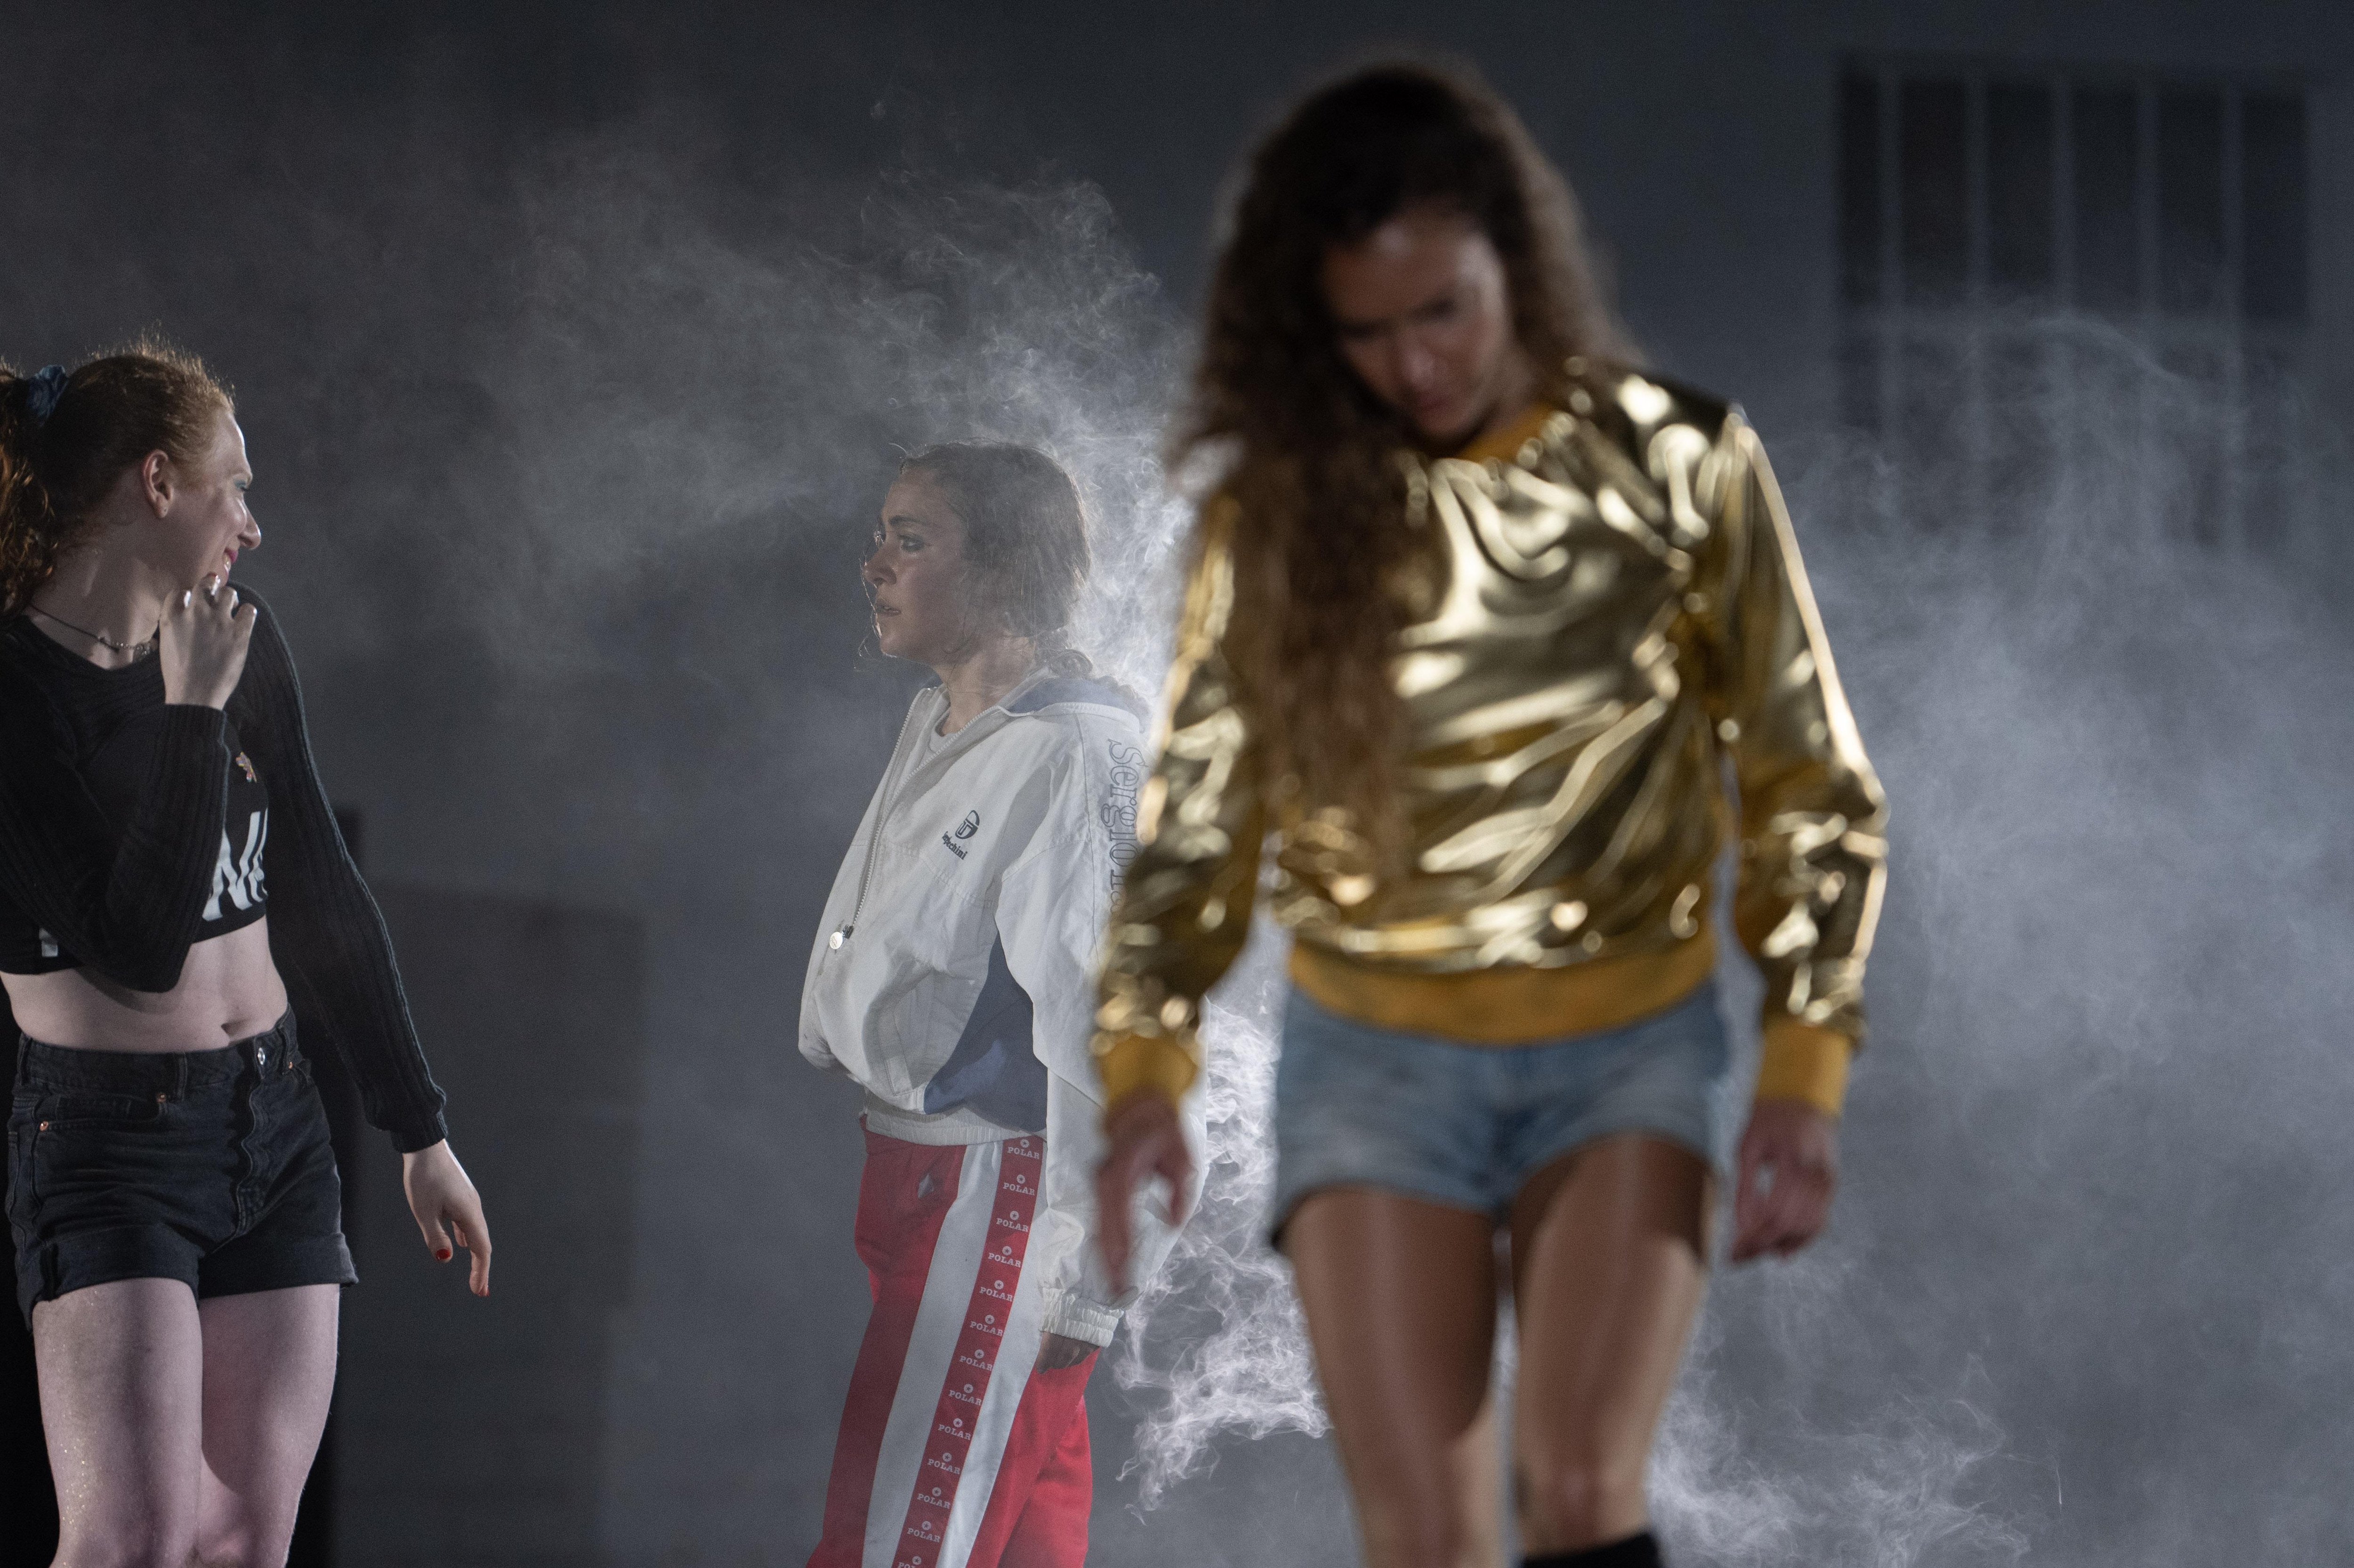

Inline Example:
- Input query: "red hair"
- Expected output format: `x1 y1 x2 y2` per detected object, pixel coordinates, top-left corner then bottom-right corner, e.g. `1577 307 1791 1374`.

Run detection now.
0 339 232 613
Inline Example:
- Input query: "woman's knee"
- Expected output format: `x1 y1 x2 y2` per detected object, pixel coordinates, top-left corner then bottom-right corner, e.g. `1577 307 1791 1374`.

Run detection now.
55 1521 199 1568
194 1514 286 1568
1514 1447 1649 1551
1356 1494 1471 1568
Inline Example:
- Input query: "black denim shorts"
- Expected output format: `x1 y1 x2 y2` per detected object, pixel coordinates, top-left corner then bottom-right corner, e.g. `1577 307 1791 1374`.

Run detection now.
6 1013 357 1323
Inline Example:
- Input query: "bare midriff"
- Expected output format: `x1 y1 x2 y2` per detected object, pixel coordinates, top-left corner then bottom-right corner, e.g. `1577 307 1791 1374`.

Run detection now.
3 919 290 1053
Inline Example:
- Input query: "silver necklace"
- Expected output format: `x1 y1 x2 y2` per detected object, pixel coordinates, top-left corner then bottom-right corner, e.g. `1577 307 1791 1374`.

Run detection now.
30 606 159 659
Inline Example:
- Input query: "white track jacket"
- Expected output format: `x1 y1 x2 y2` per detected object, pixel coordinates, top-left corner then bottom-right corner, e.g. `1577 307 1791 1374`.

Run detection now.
800 666 1202 1346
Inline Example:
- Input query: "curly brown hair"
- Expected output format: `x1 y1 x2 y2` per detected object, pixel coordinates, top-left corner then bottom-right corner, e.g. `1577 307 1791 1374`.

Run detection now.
0 340 233 615
1174 59 1631 849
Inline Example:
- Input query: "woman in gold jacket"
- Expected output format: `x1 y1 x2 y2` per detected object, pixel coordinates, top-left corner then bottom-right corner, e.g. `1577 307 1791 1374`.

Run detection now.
1090 63 1888 1568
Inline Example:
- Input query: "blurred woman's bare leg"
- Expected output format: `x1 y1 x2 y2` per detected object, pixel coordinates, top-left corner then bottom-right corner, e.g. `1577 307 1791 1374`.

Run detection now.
1287 1188 1502 1568
1508 1135 1711 1558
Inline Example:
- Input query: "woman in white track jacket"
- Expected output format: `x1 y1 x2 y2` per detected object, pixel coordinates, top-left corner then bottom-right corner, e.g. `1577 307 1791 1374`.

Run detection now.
800 442 1199 1568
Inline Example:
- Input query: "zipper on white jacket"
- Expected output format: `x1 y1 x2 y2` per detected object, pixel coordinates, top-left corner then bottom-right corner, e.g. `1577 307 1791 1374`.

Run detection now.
830 699 927 949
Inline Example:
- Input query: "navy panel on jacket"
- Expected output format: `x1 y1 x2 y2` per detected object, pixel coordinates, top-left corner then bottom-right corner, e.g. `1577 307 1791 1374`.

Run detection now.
922 937 1049 1132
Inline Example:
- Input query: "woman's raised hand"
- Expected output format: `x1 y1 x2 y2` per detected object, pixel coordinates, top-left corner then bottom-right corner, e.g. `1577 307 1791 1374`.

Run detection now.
1093 1092 1194 1293
159 572 256 709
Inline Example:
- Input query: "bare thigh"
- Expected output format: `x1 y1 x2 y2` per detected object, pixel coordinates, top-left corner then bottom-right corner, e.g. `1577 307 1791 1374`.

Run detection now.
1285 1188 1501 1568
34 1277 207 1565
1507 1134 1713 1555
196 1284 341 1563
32 1279 339 1568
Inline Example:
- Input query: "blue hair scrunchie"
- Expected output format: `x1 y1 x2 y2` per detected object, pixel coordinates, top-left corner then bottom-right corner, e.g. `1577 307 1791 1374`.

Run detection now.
23 364 67 428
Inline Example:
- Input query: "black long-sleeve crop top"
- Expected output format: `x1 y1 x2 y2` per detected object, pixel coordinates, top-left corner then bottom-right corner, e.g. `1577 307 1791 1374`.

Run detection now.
0 591 448 1151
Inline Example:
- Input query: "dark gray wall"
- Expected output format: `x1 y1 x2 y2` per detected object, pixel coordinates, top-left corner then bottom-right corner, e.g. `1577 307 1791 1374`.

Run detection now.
335 888 645 1565
2 2 2351 1564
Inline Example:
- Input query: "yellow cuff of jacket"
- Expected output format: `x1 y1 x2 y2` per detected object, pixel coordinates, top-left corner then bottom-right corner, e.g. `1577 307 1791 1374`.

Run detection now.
1093 1031 1200 1109
1754 1020 1852 1119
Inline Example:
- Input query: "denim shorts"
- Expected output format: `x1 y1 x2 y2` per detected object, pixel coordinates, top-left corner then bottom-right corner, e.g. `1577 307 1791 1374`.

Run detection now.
1271 981 1739 1238
6 1013 356 1323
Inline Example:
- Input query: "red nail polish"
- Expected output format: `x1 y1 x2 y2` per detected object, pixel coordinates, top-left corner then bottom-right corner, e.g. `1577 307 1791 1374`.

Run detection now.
437 1248 453 1260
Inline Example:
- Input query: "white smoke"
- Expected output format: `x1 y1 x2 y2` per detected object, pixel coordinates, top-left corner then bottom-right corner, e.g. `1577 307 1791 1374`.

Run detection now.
1634 313 2354 1566
1651 1308 2031 1566
1107 940 1332 1507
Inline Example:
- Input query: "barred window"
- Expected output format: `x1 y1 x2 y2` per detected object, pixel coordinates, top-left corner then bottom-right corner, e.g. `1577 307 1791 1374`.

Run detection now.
1838 63 2309 547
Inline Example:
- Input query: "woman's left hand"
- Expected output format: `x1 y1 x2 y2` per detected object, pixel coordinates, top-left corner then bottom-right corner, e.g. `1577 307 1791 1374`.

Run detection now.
403 1140 493 1296
1037 1333 1097 1371
1730 1100 1838 1263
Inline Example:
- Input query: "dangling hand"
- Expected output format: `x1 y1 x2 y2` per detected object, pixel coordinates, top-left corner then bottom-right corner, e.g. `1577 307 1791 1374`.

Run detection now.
1093 1092 1193 1292
1730 1099 1838 1262
1037 1333 1097 1370
403 1140 494 1296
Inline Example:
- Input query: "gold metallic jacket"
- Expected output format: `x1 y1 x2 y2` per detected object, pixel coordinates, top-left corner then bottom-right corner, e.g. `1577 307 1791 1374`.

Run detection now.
1093 370 1888 1106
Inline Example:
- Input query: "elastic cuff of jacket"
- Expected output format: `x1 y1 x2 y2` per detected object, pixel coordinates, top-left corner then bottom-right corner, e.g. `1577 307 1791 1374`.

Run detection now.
1754 1021 1851 1120
1040 1291 1120 1348
1093 1031 1198 1109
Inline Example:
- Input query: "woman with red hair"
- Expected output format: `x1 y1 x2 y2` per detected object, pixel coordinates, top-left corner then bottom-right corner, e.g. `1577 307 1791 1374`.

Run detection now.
0 345 490 1566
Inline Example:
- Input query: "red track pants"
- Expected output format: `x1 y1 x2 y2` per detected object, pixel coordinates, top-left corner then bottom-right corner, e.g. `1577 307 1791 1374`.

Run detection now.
809 1128 1095 1568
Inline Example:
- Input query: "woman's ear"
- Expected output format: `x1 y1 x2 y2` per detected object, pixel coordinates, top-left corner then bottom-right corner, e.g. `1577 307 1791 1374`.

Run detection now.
140 449 176 518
